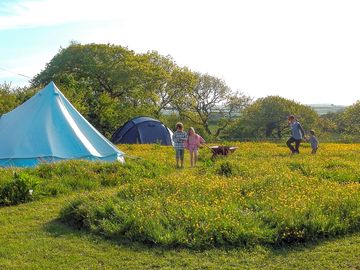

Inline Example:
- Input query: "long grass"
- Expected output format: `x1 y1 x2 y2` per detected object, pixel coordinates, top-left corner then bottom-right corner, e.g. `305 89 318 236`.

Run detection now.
60 142 360 248
1 143 360 269
0 144 172 206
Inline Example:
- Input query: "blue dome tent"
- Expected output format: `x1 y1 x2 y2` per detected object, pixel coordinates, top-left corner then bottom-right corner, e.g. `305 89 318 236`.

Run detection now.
111 116 173 145
0 82 124 167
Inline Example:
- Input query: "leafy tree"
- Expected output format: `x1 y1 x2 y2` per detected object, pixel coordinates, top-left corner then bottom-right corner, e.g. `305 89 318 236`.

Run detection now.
31 43 247 139
31 42 137 98
137 52 196 118
31 43 185 135
339 101 360 135
176 73 250 137
318 112 341 133
224 96 319 139
0 83 37 115
0 82 18 115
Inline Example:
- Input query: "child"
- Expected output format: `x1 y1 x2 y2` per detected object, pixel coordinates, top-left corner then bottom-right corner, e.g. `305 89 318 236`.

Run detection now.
309 130 319 154
185 127 205 167
286 115 305 154
172 122 188 168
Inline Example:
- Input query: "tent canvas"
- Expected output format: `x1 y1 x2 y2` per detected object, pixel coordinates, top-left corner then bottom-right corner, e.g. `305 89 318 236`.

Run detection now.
0 82 124 167
111 116 174 145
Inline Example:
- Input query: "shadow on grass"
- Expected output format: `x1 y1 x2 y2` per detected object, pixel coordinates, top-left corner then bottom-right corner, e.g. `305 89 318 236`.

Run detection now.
42 218 360 257
42 219 170 253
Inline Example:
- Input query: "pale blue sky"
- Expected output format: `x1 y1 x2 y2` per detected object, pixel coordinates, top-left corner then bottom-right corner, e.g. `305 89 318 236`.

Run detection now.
1 0 360 105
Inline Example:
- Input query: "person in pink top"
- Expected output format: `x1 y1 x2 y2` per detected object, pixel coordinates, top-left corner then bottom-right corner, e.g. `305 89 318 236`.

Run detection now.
185 127 206 167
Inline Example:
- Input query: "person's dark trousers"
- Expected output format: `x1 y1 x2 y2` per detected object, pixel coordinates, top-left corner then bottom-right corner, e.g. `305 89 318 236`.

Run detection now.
286 137 301 153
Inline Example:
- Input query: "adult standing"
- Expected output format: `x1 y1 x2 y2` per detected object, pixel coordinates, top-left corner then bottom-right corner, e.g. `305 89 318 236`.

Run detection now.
286 115 305 154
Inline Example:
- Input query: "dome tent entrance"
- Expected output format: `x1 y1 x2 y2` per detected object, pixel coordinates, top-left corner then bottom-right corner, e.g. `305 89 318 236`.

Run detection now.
0 82 124 167
111 116 173 145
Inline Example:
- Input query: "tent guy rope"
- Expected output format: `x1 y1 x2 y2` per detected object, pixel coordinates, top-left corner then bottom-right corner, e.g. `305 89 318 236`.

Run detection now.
0 67 31 79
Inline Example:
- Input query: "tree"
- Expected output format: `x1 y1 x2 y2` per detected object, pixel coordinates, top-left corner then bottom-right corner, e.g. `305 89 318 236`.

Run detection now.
31 42 136 99
0 82 18 115
176 73 250 137
31 43 185 136
339 101 360 135
138 52 196 118
318 112 340 133
31 43 246 139
224 96 319 139
0 83 37 115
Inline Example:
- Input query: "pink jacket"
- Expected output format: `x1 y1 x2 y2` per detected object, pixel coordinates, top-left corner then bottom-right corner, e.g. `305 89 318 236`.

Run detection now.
185 134 205 151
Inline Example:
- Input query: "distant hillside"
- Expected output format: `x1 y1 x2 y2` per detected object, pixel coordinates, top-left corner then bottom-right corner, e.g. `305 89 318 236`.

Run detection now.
164 104 347 117
309 104 346 115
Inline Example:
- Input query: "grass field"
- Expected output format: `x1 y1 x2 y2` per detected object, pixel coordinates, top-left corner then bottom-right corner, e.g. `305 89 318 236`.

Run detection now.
1 143 360 269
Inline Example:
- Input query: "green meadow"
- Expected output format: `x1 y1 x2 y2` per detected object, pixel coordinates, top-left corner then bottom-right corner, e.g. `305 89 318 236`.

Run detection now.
1 143 360 269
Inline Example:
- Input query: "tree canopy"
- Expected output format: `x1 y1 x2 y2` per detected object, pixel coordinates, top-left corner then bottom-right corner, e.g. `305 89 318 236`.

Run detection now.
224 96 319 139
338 101 360 135
0 83 36 116
6 42 354 141
30 43 249 138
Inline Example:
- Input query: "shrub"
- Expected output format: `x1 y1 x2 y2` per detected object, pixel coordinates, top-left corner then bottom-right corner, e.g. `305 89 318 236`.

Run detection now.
216 161 234 177
0 172 39 206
